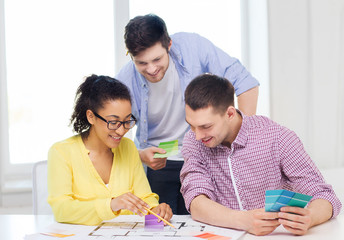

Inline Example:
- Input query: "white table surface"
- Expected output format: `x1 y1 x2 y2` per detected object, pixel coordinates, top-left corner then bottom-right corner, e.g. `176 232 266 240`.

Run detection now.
1 212 343 240
243 211 344 239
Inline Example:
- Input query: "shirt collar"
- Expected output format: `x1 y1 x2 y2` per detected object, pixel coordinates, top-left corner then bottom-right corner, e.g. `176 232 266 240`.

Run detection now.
214 109 248 150
169 43 181 63
137 70 148 88
233 109 249 147
170 43 189 74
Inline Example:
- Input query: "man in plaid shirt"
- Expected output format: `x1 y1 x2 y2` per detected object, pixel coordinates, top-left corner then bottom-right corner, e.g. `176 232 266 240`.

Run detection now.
180 74 342 236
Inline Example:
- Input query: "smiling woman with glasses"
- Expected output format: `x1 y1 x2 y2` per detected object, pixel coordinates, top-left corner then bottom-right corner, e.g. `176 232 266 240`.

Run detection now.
47 74 172 225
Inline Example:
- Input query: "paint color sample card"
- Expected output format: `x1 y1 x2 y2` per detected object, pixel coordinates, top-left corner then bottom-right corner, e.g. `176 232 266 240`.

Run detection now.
153 140 179 158
195 232 232 240
265 189 312 212
144 214 164 231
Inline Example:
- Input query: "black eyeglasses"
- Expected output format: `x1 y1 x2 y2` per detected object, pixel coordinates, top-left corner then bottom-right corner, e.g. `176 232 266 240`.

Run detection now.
93 112 137 130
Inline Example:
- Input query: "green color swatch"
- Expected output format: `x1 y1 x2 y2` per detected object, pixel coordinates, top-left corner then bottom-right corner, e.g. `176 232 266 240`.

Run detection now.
153 140 179 158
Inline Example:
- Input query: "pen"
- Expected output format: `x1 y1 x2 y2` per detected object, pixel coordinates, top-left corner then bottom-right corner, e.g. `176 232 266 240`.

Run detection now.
142 206 176 229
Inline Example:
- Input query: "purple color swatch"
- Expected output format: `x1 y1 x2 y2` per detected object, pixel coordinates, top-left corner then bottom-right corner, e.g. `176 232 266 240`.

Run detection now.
144 214 164 231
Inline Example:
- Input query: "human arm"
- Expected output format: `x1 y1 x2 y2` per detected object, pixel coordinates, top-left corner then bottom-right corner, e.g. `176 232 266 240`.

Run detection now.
106 141 172 217
111 166 173 220
109 193 173 220
277 199 332 235
180 130 279 235
109 192 173 220
237 86 259 116
190 195 280 236
129 141 173 221
47 143 118 225
278 128 342 219
190 33 259 114
139 147 167 170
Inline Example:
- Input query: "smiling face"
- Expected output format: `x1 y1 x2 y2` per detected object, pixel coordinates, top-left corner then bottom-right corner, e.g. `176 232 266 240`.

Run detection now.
87 99 133 149
185 105 238 148
132 41 171 83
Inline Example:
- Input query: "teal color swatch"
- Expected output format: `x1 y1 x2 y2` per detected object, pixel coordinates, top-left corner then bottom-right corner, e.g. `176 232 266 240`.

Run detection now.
265 189 312 212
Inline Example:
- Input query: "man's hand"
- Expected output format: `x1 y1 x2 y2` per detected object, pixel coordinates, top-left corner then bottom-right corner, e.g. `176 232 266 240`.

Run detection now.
139 147 167 170
189 196 280 236
278 198 333 236
278 206 312 235
244 209 280 236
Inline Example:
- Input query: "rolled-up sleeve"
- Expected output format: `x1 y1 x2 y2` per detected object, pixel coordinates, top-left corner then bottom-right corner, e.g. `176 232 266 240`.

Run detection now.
278 128 342 218
180 130 218 211
194 33 259 96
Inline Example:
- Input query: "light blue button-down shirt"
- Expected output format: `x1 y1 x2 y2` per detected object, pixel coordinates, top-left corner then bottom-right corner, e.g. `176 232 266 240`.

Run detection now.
116 32 259 150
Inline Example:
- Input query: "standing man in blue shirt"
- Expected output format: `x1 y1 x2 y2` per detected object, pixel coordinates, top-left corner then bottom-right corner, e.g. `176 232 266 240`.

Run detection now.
116 14 259 214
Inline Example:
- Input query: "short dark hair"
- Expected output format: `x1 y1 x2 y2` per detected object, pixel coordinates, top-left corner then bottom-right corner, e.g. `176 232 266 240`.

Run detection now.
185 74 235 114
124 14 171 56
70 74 131 136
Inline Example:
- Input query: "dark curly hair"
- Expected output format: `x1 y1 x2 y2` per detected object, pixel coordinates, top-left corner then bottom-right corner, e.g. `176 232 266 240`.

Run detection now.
124 14 171 56
70 74 131 137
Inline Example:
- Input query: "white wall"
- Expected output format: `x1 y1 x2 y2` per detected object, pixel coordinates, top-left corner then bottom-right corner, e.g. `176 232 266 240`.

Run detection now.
2 0 344 211
242 0 270 117
268 0 344 168
0 0 8 206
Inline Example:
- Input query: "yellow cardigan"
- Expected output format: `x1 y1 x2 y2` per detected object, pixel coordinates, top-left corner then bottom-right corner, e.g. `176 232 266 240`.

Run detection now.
47 135 159 225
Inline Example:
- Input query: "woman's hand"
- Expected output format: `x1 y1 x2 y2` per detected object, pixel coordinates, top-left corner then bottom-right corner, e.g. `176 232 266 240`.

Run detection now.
110 192 150 216
151 203 173 223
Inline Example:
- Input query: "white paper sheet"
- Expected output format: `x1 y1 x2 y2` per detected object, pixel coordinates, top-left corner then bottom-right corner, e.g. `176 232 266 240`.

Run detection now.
25 215 245 240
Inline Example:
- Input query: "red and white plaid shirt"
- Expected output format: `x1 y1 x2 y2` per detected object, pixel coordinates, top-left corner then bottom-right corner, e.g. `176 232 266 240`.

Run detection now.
181 113 342 218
